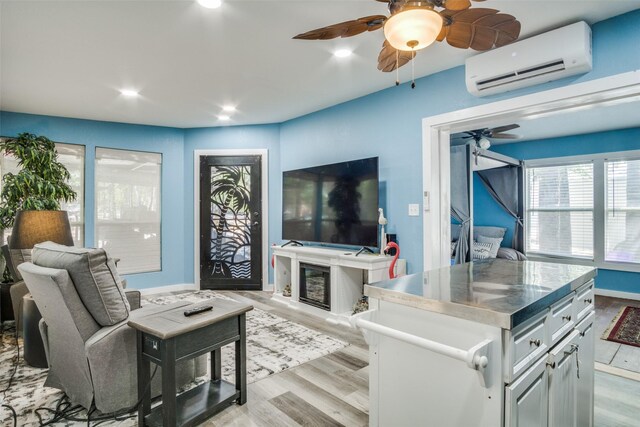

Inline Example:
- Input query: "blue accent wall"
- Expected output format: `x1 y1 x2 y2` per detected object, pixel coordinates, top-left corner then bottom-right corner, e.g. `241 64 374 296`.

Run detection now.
0 111 186 288
488 127 640 294
1 9 639 291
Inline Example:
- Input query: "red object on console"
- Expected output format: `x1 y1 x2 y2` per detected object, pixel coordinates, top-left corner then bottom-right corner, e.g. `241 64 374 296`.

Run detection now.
384 242 400 279
271 243 276 268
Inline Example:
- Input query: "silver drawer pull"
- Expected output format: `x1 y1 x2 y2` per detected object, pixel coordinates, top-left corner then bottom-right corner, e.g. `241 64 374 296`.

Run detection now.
562 315 572 322
584 298 593 304
529 339 541 347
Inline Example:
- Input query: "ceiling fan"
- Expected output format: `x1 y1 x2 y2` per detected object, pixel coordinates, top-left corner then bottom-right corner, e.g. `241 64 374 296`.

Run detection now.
293 0 521 79
460 124 521 163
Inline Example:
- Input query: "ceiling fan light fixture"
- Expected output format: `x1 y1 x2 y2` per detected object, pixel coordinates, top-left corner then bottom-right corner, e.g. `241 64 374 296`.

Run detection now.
477 137 491 150
383 8 443 52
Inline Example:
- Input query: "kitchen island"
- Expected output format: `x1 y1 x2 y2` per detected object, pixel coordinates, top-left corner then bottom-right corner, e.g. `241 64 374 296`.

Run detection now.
354 259 596 427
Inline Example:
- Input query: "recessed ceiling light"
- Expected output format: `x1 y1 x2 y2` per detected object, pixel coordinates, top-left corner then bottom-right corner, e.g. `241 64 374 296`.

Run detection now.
218 115 231 121
334 49 352 58
197 0 222 9
119 89 139 97
222 105 236 112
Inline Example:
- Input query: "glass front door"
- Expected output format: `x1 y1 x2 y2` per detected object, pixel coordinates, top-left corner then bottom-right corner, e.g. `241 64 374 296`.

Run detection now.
199 155 262 290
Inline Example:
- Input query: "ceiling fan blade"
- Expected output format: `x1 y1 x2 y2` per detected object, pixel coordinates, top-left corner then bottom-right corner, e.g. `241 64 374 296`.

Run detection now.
378 40 415 72
490 133 521 140
293 15 387 40
436 19 449 42
444 0 471 11
443 8 521 51
490 124 520 134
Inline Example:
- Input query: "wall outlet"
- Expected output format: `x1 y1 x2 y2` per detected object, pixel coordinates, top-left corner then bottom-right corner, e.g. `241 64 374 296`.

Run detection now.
408 204 420 216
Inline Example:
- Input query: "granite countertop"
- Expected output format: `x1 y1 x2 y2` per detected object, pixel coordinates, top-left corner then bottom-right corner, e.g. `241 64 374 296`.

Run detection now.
365 259 597 330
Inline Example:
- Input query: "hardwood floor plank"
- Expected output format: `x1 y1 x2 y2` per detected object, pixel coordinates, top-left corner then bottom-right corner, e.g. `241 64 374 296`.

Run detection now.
326 349 369 371
270 370 369 427
297 359 364 396
269 391 344 427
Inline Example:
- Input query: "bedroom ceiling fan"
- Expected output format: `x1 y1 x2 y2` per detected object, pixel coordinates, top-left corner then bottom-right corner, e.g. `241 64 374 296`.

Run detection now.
461 124 521 164
293 0 521 85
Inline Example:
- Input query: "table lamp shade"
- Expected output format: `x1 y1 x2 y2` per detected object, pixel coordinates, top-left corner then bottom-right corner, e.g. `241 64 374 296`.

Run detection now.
9 210 74 249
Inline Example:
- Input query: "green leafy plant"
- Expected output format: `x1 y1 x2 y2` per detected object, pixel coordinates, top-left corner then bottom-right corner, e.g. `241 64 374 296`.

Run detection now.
0 133 77 230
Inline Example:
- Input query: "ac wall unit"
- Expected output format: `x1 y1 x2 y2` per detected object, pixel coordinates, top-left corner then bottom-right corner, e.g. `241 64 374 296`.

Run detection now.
465 21 592 97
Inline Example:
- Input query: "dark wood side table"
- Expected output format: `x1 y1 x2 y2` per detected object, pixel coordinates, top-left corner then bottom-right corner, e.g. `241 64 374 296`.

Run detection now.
128 299 253 427
0 281 15 322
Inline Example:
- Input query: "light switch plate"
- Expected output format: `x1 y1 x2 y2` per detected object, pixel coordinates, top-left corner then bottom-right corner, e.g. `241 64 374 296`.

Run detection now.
408 204 420 216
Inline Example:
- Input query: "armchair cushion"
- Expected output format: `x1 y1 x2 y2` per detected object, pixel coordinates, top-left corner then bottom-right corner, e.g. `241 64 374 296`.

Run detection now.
32 242 130 326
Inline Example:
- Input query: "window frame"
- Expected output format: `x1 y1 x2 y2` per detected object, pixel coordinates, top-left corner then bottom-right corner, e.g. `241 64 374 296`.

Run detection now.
94 146 163 275
524 149 640 273
524 160 595 260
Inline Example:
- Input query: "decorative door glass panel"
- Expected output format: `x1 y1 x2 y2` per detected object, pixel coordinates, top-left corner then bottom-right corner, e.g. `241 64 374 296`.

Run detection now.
200 156 262 290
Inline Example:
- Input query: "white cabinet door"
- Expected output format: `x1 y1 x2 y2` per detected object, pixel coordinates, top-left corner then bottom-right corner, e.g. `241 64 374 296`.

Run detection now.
575 312 595 427
506 356 549 427
548 330 581 427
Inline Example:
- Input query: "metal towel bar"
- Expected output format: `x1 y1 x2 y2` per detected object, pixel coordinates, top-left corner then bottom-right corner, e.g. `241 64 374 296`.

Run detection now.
352 310 493 387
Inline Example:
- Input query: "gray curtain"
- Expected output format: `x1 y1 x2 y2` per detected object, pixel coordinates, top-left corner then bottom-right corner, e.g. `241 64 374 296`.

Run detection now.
477 165 524 251
451 145 471 264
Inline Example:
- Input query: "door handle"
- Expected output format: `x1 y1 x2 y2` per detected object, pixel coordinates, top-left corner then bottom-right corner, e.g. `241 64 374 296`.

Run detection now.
253 221 260 226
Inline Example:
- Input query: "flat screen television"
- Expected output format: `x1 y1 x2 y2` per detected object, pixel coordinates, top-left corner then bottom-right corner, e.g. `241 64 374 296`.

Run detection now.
282 157 379 247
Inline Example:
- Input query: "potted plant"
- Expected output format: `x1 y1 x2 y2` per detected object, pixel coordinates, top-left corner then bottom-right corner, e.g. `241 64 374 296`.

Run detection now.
0 133 77 276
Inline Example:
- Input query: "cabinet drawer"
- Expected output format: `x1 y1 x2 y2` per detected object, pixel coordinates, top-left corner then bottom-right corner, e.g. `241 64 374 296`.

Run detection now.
505 310 548 383
547 293 575 347
574 281 595 323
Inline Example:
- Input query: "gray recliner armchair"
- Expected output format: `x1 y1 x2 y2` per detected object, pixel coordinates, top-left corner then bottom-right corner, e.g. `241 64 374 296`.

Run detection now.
18 262 207 414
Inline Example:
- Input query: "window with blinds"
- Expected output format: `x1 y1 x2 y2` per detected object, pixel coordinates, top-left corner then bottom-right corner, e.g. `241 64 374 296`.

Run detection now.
95 148 161 274
526 163 594 258
606 159 640 264
0 142 85 246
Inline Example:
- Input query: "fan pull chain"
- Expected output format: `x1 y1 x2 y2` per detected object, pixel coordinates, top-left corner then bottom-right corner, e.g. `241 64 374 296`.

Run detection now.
411 51 416 89
395 50 400 86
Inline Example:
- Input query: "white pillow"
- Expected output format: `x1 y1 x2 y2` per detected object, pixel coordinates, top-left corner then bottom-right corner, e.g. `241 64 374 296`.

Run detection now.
472 242 493 260
477 235 503 259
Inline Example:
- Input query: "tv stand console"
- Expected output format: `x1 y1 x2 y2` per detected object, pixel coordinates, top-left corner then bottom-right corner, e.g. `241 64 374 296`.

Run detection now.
271 245 404 325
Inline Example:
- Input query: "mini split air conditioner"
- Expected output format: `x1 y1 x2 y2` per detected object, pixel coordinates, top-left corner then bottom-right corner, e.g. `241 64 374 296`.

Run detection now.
465 21 592 97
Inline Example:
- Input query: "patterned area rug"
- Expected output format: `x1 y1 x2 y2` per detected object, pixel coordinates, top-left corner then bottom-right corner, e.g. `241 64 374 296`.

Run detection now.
602 305 640 347
0 290 347 426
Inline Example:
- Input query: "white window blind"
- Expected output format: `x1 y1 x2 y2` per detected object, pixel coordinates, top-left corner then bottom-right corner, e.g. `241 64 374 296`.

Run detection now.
606 159 640 264
526 163 594 259
0 142 85 246
95 148 161 274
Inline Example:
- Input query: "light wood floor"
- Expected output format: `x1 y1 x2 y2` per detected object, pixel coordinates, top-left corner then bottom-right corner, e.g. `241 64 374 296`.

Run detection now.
595 296 640 372
196 291 640 426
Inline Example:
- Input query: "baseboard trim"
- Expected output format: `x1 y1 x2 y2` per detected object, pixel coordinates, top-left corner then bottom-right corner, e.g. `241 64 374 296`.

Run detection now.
595 288 640 301
595 362 640 382
135 283 198 295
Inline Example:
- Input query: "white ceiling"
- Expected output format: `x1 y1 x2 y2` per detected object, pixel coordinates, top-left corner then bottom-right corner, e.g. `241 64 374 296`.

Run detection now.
1 0 639 128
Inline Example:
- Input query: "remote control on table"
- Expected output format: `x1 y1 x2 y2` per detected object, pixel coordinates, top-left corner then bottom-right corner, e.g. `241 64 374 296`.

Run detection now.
184 305 213 317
